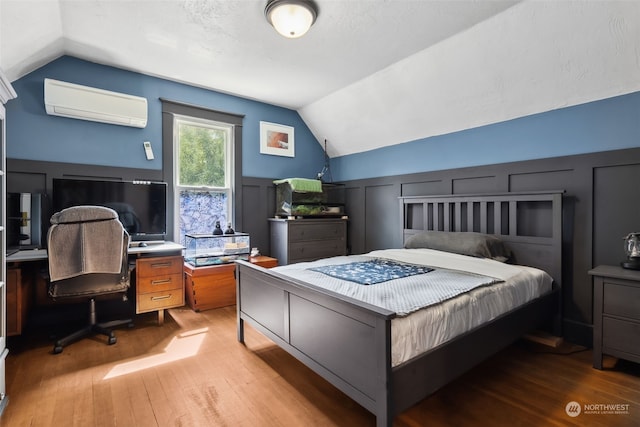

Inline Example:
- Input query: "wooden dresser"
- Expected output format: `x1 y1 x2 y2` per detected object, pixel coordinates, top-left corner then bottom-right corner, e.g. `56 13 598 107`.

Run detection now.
184 256 277 311
589 265 640 369
269 218 347 265
136 254 185 324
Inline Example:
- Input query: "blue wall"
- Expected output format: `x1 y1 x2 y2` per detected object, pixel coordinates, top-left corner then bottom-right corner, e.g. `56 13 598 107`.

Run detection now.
332 91 640 181
7 56 640 184
6 56 325 180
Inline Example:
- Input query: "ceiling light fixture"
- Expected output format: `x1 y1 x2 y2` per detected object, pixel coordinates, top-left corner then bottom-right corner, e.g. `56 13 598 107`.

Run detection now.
265 0 318 39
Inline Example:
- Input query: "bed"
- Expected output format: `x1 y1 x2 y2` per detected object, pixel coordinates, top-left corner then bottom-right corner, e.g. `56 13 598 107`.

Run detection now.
236 192 563 427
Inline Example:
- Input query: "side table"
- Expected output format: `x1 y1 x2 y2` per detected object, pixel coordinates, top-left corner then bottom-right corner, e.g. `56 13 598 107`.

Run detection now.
589 265 640 369
184 256 278 311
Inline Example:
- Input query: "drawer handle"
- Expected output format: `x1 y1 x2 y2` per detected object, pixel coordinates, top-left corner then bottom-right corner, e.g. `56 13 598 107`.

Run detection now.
151 278 172 286
150 262 172 269
151 294 172 301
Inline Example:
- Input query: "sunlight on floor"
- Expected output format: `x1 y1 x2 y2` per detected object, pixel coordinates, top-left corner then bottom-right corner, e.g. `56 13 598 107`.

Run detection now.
103 327 208 379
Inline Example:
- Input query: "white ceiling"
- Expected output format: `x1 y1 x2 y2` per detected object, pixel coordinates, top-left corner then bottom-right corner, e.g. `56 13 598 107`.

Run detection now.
1 0 639 158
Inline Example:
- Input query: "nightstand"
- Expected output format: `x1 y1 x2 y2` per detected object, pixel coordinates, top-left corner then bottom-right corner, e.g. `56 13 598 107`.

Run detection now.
184 256 278 311
589 265 640 369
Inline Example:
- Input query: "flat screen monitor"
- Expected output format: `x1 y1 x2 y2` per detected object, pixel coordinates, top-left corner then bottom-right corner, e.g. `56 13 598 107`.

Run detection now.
7 192 43 250
52 178 167 242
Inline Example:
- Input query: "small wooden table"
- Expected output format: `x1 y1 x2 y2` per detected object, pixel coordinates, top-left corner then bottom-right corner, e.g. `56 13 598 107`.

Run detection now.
184 256 278 312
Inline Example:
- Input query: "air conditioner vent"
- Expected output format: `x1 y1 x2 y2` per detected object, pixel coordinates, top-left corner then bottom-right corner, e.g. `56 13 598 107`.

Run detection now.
44 78 147 128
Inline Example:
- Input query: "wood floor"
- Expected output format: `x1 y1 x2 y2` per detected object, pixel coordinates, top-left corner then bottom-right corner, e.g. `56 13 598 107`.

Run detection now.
2 305 639 427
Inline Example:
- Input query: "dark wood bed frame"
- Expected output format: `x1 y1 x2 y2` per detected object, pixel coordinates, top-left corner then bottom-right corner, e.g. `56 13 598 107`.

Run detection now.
236 191 563 427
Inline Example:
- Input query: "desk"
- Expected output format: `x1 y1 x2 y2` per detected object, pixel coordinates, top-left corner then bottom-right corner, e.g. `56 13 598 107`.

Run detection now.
6 249 48 262
7 242 184 262
6 250 47 335
6 242 185 331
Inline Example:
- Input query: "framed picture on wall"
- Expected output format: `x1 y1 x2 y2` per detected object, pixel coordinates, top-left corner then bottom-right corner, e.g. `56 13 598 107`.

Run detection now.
260 121 295 157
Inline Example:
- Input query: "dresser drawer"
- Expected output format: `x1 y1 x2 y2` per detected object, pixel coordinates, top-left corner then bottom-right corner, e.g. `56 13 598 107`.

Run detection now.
137 288 185 312
289 222 345 242
290 239 346 262
138 273 183 294
137 256 183 278
603 282 640 321
603 317 640 356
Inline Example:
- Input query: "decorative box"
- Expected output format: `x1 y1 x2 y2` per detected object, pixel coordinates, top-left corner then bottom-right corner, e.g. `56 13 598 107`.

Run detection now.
184 232 250 267
275 181 345 217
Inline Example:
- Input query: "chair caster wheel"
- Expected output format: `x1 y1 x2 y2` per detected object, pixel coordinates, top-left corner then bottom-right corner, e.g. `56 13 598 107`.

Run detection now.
53 345 63 354
108 336 117 345
127 322 135 329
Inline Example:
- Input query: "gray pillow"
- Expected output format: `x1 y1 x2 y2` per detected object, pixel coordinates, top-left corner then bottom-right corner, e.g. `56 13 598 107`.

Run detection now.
403 231 511 262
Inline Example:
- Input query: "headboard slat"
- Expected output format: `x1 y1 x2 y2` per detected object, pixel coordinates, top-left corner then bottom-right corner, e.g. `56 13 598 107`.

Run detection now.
480 202 487 233
454 202 462 232
509 200 517 236
400 191 564 285
443 203 450 231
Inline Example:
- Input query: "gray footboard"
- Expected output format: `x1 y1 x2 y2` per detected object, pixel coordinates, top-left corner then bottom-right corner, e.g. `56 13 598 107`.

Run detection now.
236 260 560 427
236 260 396 426
390 283 560 414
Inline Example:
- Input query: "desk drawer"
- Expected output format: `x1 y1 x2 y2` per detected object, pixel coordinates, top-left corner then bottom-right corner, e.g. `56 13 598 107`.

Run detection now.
137 256 182 278
137 288 184 312
138 273 183 294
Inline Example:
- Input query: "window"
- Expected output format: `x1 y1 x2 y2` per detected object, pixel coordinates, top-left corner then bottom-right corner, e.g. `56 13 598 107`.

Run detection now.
161 99 243 245
174 116 234 245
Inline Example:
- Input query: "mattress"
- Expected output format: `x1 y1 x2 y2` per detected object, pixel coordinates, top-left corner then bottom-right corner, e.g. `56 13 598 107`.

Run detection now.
272 248 553 367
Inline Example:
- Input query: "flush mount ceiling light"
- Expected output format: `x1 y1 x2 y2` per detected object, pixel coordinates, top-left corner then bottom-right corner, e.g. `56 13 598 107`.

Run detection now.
265 0 318 39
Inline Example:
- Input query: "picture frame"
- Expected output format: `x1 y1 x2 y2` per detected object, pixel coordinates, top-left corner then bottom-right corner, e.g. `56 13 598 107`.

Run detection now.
260 121 295 157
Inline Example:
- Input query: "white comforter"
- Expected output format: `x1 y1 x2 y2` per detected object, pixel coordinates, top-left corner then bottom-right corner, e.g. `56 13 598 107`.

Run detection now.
273 248 553 367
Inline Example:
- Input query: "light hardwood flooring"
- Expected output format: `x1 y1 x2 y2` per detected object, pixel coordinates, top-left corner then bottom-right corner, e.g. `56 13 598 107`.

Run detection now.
2 305 639 426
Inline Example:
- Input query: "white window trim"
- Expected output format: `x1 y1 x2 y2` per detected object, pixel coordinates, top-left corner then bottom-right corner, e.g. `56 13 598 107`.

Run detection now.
172 115 235 240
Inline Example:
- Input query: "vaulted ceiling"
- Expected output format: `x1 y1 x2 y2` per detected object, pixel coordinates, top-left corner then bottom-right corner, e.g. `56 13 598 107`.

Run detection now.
1 1 639 157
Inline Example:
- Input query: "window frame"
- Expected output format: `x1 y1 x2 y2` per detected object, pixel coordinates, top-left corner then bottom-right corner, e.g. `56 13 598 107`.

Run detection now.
161 99 244 243
173 115 234 242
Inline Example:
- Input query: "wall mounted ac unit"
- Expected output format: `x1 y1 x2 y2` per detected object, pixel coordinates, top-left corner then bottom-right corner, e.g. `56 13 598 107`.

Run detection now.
44 78 147 128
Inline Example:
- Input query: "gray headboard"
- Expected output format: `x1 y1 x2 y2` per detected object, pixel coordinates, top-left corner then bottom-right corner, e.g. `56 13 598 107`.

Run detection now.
400 191 563 286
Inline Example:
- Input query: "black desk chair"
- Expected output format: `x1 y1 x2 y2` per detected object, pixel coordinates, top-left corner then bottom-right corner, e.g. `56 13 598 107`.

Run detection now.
47 205 133 354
